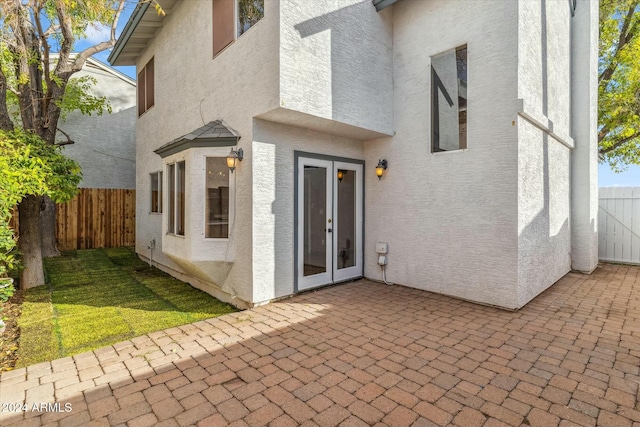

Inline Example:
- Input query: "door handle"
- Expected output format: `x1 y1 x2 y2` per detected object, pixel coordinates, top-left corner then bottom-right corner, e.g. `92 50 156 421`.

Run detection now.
326 228 333 233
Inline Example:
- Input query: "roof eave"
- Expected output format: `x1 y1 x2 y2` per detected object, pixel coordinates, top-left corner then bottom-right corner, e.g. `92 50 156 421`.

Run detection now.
108 1 150 66
372 0 398 12
154 137 239 158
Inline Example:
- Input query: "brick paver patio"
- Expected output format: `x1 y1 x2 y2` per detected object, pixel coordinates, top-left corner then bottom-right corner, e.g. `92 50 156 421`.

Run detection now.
1 263 640 426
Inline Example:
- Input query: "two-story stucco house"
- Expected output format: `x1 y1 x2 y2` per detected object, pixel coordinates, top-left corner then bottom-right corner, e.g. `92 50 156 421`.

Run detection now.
108 0 598 310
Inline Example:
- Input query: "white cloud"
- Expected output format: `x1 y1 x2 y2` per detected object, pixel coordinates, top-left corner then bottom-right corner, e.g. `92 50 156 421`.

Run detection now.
83 23 111 44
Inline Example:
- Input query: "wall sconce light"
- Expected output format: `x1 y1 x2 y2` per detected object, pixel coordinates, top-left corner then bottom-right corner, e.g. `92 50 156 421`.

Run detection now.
226 148 243 173
375 159 388 180
337 169 345 183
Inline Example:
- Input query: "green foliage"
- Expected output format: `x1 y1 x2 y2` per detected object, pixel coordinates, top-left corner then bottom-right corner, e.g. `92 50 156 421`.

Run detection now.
0 279 14 302
0 130 82 276
238 0 264 35
16 285 60 368
56 76 112 121
599 0 640 171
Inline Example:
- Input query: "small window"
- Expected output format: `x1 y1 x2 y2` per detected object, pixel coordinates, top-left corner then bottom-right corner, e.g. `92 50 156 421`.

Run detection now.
167 161 185 236
431 45 467 152
205 158 230 238
138 57 154 117
213 0 264 56
238 0 264 37
150 171 162 213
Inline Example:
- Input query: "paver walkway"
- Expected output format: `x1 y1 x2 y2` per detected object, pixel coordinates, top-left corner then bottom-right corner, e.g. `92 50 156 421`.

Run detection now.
1 264 640 427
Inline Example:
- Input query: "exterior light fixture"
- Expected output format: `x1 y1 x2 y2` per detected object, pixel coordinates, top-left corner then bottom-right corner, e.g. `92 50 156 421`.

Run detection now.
226 147 243 172
375 159 388 180
337 169 345 182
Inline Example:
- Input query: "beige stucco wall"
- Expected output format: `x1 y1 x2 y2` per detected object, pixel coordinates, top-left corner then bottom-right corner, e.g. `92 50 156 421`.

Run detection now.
278 0 393 136
363 0 521 308
252 119 364 303
516 0 573 307
131 0 596 310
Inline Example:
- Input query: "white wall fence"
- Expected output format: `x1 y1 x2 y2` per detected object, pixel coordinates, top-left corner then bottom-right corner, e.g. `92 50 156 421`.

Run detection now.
599 187 640 264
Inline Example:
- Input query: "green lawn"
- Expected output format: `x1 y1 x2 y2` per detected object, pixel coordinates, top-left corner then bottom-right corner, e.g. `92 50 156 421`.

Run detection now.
17 247 237 367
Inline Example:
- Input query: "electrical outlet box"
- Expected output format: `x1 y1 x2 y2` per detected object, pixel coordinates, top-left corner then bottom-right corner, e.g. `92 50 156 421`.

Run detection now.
376 242 388 254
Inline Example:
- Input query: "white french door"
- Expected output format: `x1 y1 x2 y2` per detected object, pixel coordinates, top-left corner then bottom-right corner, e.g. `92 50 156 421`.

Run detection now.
297 156 363 291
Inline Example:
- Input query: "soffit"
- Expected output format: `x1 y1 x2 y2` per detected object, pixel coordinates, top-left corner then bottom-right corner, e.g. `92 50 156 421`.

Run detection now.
372 0 399 12
108 0 177 66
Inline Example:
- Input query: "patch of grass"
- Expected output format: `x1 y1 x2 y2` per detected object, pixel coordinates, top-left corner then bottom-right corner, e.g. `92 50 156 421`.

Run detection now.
17 286 61 367
17 247 237 367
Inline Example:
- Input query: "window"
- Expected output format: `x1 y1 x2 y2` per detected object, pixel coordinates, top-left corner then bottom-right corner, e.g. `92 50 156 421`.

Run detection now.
205 158 229 238
213 0 264 56
138 57 154 116
150 171 162 213
431 45 467 152
167 161 185 235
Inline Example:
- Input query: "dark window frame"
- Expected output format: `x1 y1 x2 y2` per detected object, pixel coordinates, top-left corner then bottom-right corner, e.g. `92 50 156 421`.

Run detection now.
137 57 155 117
213 0 264 57
431 45 467 153
150 171 162 213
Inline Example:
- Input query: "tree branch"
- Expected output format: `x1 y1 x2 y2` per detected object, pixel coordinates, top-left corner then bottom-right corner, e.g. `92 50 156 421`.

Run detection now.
599 1 640 85
54 128 75 146
600 131 640 155
33 4 52 116
71 0 125 72
0 69 15 131
53 1 74 76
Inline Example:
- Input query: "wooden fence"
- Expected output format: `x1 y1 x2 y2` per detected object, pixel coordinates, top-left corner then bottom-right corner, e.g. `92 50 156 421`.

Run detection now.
599 187 640 264
11 188 135 251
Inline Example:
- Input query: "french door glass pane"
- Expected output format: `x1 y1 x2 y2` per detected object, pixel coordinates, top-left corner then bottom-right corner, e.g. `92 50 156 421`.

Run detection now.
303 166 327 276
337 169 356 270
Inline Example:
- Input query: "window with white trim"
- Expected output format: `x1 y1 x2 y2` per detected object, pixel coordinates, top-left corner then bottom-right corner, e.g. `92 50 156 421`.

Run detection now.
150 171 162 213
205 158 229 238
431 45 467 152
167 161 185 236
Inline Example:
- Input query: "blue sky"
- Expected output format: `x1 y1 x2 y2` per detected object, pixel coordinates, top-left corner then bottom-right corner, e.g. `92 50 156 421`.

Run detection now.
73 4 137 79
599 163 640 187
73 6 640 188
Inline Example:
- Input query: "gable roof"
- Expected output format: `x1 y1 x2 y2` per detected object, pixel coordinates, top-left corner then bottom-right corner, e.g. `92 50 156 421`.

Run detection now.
154 120 240 158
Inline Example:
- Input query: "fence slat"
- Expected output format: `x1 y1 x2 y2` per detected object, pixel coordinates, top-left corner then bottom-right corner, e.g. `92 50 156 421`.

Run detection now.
599 187 640 264
8 188 135 252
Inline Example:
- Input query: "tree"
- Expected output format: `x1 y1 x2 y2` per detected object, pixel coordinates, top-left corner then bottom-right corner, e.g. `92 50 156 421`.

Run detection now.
0 129 80 278
0 0 131 289
599 0 640 171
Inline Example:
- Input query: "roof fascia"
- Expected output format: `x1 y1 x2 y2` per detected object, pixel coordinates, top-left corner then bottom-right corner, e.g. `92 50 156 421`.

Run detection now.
107 1 150 65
